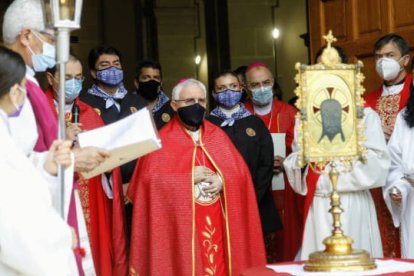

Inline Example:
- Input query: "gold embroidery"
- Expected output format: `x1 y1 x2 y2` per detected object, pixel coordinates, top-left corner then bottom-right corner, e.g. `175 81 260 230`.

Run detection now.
93 108 101 116
376 94 401 131
78 176 92 246
202 216 218 276
129 266 139 276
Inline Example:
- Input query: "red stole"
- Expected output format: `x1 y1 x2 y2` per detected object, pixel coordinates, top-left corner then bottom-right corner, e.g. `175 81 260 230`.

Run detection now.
127 117 266 275
26 80 58 151
44 87 128 276
365 74 411 122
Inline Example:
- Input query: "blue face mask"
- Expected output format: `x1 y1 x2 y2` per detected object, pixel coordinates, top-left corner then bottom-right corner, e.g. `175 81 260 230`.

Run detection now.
28 32 56 72
251 86 273 105
96 67 124 86
9 86 27 118
64 79 83 102
216 89 242 109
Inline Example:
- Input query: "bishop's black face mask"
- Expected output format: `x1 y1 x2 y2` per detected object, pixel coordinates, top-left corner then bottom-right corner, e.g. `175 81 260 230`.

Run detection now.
177 103 206 129
138 79 161 101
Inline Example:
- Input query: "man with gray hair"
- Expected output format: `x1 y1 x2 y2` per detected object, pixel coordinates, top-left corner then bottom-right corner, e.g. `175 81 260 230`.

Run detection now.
127 78 266 275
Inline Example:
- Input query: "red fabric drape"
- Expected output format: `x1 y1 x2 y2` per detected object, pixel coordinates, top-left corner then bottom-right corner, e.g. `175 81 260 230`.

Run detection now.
45 88 128 275
127 117 266 275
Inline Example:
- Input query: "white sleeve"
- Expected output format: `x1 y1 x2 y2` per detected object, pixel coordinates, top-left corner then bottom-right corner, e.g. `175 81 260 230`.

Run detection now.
283 119 309 195
384 112 411 227
0 176 77 275
336 108 390 192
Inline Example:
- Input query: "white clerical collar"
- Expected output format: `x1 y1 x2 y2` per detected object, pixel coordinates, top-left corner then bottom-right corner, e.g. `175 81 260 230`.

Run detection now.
253 100 273 115
53 98 74 113
189 129 201 141
219 104 240 117
381 82 404 96
25 65 39 85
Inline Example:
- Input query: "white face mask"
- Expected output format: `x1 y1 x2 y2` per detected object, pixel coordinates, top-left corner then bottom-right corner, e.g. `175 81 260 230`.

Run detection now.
376 57 402 81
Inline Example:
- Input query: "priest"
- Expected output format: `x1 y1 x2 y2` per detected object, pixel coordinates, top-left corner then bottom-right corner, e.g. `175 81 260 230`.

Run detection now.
127 78 266 275
44 55 128 276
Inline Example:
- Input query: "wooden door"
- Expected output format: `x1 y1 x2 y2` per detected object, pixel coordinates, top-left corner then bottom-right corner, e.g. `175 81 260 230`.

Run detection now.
308 0 414 93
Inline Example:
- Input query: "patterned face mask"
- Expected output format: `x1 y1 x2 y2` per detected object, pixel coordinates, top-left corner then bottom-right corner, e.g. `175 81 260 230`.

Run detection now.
96 67 124 86
215 89 242 109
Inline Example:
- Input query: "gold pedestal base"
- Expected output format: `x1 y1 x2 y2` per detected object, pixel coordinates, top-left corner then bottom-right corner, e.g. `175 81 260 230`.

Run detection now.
304 249 376 272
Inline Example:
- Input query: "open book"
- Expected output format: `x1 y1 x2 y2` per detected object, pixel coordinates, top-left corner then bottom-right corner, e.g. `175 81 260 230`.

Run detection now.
78 107 162 179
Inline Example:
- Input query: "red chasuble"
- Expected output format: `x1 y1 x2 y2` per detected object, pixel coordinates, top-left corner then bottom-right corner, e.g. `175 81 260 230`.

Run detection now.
45 87 128 276
127 117 266 275
364 75 411 258
245 99 304 261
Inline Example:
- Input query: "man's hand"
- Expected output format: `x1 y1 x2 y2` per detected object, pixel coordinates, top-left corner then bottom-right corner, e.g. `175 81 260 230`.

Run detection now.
202 174 223 196
391 193 402 206
44 140 73 176
383 126 393 141
66 123 82 143
273 155 285 174
194 166 214 183
73 146 110 173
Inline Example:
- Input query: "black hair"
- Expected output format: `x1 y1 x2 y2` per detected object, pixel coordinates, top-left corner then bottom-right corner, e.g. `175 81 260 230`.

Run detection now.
88 45 122 70
234 65 247 76
134 59 162 79
314 45 349 64
374 33 409 56
46 54 81 75
213 70 239 83
0 46 26 98
404 85 414 128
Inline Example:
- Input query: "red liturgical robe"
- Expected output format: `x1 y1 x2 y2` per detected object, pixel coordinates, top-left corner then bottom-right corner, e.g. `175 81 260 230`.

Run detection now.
45 87 128 276
127 117 266 275
245 99 304 261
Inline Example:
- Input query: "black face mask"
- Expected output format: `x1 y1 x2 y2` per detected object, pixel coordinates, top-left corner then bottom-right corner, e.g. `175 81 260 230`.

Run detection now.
177 103 206 129
138 80 161 101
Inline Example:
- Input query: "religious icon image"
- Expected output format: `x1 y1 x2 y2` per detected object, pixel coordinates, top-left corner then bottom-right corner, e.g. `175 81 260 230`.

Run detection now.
293 30 375 272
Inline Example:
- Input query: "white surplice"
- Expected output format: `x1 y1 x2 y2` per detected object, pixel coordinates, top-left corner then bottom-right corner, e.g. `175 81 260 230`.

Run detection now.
0 110 78 275
384 110 414 258
283 107 389 260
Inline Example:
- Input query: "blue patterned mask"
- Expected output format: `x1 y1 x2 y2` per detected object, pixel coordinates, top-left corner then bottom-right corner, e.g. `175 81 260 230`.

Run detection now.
251 86 273 105
96 67 124 86
216 89 242 109
64 79 83 102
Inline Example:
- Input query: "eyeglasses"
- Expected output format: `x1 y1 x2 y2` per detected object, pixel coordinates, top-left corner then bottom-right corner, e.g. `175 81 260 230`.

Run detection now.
174 98 207 105
215 82 241 92
247 79 273 90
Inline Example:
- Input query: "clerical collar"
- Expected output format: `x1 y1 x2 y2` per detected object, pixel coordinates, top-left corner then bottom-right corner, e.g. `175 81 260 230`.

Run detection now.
381 82 405 96
25 65 39 85
219 104 240 116
189 129 201 141
53 99 74 113
253 100 273 115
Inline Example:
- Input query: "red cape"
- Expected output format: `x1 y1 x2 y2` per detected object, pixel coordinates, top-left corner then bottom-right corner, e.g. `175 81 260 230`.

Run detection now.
127 117 266 275
45 88 128 276
245 99 304 261
364 74 411 112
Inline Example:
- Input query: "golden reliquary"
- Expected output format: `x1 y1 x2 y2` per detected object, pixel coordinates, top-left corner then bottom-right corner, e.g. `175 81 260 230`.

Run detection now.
294 30 376 272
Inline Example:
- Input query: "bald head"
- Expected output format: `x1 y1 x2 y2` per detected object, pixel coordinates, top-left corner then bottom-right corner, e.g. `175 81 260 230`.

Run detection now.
246 65 274 92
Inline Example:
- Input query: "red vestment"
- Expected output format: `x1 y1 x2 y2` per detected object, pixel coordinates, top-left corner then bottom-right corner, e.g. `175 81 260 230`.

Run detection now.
45 87 128 276
245 99 304 261
364 75 411 258
127 117 266 275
